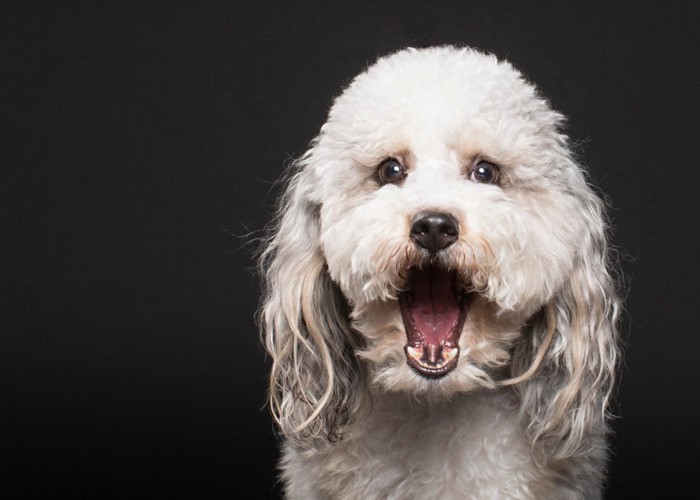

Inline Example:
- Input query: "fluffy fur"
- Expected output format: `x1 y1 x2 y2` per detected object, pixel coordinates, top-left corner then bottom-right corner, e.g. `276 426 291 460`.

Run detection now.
259 46 619 499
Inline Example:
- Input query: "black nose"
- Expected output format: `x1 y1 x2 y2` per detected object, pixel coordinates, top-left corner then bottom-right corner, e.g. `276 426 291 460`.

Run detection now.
410 212 459 253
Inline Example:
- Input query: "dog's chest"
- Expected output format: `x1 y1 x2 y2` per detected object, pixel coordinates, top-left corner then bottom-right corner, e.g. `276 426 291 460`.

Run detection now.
284 391 540 499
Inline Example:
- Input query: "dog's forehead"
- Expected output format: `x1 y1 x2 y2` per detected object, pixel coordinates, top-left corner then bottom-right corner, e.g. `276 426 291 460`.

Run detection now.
306 47 571 195
325 47 545 146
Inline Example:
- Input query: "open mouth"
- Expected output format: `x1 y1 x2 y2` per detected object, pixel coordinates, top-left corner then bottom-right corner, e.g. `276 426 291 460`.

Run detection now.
399 266 470 379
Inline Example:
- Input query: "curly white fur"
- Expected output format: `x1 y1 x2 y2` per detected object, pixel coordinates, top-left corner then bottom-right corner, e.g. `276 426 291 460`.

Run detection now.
259 46 619 499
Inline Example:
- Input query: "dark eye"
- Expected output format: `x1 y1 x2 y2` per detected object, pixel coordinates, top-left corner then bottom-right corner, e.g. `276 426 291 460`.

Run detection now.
470 160 500 184
377 158 406 184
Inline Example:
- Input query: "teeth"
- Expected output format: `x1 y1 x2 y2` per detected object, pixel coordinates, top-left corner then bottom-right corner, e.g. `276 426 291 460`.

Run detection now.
406 345 459 366
443 347 459 362
407 346 423 361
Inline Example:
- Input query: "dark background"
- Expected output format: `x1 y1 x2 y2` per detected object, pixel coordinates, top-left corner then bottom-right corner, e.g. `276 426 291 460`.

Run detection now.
2 1 698 498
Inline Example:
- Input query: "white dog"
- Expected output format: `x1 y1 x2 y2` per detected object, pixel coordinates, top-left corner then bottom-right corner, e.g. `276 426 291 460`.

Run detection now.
259 46 619 499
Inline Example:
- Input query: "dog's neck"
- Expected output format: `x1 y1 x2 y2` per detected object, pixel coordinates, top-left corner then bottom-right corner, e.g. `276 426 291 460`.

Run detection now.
284 389 543 499
362 386 520 425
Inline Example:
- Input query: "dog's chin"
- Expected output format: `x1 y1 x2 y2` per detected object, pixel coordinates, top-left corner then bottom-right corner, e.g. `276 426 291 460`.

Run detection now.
368 361 493 400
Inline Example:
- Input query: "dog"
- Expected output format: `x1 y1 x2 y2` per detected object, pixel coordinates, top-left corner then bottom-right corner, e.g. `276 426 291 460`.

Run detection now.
259 46 620 499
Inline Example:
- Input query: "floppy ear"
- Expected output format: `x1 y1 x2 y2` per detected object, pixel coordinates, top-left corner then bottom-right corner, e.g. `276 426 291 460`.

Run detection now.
258 155 362 444
511 171 620 468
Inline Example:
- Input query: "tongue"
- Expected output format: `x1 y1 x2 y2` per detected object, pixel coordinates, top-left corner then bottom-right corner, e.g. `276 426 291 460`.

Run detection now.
407 268 461 345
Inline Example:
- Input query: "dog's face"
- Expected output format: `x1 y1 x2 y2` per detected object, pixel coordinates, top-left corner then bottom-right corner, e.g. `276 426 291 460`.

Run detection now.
301 48 591 395
262 46 617 450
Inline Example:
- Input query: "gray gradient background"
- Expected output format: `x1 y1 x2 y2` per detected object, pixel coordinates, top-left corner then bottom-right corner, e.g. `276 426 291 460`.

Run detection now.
2 1 697 497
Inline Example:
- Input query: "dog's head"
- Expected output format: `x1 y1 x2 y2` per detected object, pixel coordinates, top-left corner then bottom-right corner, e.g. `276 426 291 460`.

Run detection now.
260 47 618 459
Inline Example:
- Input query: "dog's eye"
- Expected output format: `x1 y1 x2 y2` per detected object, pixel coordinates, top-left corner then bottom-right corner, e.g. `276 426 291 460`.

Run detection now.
377 158 406 184
470 161 500 184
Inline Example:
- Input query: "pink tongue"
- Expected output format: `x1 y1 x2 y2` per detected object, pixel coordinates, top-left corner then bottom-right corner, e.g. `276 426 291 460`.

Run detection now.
408 269 461 345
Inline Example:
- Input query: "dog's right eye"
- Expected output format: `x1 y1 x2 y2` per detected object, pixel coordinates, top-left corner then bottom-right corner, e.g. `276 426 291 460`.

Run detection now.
377 158 406 184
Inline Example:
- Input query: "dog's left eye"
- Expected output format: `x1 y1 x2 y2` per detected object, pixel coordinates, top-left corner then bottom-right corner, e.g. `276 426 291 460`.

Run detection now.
377 158 406 184
470 160 500 184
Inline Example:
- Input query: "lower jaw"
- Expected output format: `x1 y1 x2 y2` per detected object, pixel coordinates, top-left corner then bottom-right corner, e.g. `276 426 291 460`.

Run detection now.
369 361 485 398
404 341 460 378
405 354 458 378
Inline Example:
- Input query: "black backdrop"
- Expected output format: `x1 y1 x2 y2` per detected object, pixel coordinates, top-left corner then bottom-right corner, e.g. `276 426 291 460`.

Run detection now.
2 1 698 498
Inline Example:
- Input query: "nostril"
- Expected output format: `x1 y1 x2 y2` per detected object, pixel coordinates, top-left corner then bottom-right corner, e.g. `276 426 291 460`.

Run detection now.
439 220 458 236
411 221 429 236
410 212 459 252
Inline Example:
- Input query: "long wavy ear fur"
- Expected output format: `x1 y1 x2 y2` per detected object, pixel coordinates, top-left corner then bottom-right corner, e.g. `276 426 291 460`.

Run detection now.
511 161 620 477
258 156 362 445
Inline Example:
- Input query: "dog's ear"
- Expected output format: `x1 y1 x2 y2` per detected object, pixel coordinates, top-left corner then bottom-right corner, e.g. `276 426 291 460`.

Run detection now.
511 168 620 469
258 156 362 444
